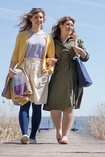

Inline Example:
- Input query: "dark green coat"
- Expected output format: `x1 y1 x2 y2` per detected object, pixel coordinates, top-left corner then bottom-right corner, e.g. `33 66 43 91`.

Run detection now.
43 37 89 111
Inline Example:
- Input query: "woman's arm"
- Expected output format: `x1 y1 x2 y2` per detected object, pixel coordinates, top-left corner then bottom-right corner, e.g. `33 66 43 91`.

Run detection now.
9 33 21 78
46 58 58 66
72 46 86 59
45 35 57 74
72 38 89 61
9 61 18 78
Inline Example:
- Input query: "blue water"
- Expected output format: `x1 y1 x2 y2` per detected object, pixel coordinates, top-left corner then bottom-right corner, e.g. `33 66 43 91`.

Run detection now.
39 116 90 135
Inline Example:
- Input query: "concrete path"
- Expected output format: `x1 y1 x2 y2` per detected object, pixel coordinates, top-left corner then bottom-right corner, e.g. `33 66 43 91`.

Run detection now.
0 129 105 157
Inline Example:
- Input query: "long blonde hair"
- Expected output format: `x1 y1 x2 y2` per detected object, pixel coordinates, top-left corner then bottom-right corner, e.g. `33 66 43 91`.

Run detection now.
52 16 77 39
17 8 45 32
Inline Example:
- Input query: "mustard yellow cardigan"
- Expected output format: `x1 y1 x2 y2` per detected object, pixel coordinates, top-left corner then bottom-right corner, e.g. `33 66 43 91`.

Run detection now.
11 30 55 74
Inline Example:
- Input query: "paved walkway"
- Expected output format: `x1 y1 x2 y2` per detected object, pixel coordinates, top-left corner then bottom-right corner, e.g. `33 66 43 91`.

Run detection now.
0 129 105 157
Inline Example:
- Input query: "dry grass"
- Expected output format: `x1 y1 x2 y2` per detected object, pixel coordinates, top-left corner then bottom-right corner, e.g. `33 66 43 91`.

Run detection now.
0 101 21 143
88 103 105 140
0 114 21 143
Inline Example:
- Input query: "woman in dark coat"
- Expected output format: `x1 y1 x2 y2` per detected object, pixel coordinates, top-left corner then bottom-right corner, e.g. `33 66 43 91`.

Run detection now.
43 16 89 144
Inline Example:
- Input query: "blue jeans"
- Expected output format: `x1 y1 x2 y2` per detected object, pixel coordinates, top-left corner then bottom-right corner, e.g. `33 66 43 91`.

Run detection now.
19 101 41 140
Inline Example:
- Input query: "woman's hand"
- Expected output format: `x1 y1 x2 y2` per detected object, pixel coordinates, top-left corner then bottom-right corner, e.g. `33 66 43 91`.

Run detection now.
47 58 58 66
42 69 50 76
9 68 18 78
72 46 82 54
72 46 86 59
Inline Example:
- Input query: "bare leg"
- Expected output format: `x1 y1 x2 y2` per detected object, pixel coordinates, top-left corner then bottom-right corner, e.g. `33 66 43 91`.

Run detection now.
62 107 74 141
51 110 62 140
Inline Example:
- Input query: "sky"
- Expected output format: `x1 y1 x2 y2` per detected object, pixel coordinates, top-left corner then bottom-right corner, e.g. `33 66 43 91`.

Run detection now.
0 0 105 117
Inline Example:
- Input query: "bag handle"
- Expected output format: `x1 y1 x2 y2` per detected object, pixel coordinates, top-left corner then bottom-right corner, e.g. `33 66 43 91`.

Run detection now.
73 54 80 60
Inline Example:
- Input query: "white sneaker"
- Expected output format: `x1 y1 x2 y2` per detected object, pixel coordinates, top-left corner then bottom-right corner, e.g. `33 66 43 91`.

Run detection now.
20 135 29 144
29 139 37 144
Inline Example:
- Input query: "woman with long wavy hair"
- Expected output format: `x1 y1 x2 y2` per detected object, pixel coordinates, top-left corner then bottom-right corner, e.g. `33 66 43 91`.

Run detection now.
9 8 57 144
43 16 89 144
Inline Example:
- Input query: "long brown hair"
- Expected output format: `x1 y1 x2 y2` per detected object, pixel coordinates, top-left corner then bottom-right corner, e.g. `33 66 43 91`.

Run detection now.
52 16 77 39
17 8 45 32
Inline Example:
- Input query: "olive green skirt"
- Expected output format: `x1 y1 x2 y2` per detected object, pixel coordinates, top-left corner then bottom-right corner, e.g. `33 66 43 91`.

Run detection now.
43 59 83 111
